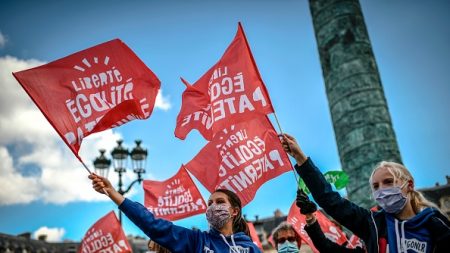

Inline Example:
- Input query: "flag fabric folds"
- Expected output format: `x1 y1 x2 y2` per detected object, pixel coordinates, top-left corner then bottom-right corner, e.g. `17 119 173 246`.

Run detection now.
185 117 292 206
286 201 349 253
78 211 132 253
143 165 207 221
175 22 274 141
13 39 160 156
247 222 263 251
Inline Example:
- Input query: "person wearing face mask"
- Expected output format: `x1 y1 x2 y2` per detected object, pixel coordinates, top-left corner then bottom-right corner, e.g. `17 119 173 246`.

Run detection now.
88 174 261 253
272 222 302 253
280 133 450 253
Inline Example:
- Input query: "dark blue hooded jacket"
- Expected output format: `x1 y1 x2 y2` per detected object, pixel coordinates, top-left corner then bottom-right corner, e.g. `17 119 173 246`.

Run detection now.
296 158 450 253
119 198 261 253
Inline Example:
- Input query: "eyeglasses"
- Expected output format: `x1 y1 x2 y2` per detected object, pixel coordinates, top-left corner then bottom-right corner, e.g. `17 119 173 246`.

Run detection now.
277 236 296 244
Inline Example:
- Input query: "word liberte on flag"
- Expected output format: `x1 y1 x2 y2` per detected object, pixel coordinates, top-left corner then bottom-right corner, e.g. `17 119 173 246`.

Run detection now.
175 22 274 141
13 39 160 160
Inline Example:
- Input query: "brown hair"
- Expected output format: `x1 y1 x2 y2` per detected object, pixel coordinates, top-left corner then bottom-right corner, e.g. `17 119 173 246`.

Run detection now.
214 188 250 236
271 221 302 247
148 240 171 253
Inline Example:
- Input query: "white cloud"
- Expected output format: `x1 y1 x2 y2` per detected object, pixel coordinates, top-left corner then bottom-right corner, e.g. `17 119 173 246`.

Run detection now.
0 31 6 48
33 227 65 242
0 55 130 205
155 89 171 111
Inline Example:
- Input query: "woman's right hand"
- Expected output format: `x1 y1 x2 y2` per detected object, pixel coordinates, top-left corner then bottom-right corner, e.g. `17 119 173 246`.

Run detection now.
280 133 307 165
88 173 114 195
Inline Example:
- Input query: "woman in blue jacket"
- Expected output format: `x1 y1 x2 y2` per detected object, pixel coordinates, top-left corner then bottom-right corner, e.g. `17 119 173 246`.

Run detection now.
280 133 450 253
89 173 261 253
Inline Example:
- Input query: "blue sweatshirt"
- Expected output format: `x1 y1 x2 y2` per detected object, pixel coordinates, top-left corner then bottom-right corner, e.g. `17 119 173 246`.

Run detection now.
295 158 450 253
119 198 261 253
385 207 434 253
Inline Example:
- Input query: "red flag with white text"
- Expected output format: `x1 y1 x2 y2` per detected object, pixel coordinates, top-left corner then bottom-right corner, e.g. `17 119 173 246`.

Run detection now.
175 23 274 140
13 39 160 156
287 201 350 252
143 165 207 221
185 117 291 206
315 210 348 245
287 201 319 253
78 211 131 253
247 222 263 251
348 234 364 249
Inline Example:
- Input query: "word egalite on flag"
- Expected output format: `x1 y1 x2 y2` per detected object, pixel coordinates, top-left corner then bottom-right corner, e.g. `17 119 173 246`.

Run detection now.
13 39 160 157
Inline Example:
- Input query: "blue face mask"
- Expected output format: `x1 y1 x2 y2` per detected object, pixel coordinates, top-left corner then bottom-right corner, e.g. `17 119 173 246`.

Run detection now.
373 183 408 214
277 241 299 253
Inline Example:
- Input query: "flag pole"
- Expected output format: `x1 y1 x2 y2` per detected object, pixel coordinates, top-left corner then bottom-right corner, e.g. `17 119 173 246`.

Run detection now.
273 112 299 184
78 156 109 196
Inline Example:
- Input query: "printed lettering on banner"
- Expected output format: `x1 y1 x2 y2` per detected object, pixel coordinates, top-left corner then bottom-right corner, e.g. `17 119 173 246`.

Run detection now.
143 166 206 221
13 39 160 154
186 117 291 206
175 23 274 140
78 211 131 253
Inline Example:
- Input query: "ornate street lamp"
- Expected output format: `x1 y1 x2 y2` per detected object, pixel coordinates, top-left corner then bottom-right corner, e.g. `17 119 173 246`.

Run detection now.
93 139 148 224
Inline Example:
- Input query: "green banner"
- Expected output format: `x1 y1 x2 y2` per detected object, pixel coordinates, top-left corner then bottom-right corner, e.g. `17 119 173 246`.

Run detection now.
297 170 349 194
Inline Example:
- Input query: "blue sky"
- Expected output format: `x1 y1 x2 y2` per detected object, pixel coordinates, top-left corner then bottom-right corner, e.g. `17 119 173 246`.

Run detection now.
0 0 449 242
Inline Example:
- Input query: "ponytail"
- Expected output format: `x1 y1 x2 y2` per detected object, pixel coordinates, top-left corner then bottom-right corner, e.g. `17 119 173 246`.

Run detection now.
232 212 250 236
371 161 447 217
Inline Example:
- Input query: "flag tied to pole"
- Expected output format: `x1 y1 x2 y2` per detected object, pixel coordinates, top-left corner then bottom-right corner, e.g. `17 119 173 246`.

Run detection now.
185 117 292 206
175 22 274 141
143 165 207 221
13 39 160 157
78 211 132 253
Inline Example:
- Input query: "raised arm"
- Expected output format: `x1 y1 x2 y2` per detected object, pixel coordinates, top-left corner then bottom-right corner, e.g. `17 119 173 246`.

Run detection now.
280 134 373 239
88 174 200 253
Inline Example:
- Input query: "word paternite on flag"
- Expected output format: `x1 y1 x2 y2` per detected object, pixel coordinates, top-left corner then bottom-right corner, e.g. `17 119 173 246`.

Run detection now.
13 39 160 156
78 211 132 253
143 165 207 221
185 117 292 206
175 23 274 141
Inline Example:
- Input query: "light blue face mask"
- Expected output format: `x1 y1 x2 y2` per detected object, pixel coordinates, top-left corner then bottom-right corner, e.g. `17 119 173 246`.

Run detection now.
373 182 408 214
277 241 299 253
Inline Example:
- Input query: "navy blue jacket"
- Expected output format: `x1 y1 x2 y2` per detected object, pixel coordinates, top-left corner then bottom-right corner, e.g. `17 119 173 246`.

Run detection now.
304 220 365 253
119 198 261 253
296 158 450 253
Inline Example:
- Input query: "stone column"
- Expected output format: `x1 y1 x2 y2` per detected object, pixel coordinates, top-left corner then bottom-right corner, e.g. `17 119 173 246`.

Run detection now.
309 0 402 207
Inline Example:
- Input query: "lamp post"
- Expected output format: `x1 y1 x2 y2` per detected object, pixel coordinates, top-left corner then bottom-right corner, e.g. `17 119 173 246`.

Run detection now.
93 139 148 224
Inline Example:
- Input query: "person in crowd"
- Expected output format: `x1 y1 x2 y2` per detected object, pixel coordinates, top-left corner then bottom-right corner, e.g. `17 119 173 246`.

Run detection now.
281 133 450 253
148 239 171 253
296 189 366 252
272 221 302 253
89 173 261 253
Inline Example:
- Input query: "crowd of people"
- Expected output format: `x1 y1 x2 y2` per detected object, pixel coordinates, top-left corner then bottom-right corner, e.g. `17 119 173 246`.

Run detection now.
89 133 450 253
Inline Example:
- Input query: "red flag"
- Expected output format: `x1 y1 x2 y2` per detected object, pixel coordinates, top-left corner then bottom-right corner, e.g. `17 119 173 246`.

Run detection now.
143 165 207 221
348 234 364 249
315 210 348 245
287 201 319 253
185 117 291 206
287 202 350 253
175 22 274 140
78 211 131 253
247 222 263 251
13 39 160 156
